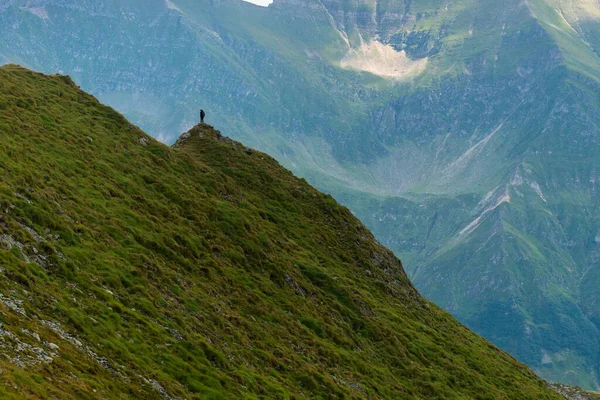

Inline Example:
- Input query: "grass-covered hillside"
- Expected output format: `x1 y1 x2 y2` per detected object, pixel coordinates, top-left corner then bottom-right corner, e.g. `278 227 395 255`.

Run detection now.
4 0 600 387
0 64 562 399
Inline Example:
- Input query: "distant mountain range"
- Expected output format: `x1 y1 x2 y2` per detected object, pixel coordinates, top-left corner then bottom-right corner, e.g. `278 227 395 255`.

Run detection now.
2 0 600 389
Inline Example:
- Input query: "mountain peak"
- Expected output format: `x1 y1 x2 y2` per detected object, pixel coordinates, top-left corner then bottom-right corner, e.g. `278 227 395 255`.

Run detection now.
173 123 223 147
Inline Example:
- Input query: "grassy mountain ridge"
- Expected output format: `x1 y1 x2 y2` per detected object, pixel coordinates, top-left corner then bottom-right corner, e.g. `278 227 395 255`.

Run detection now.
3 0 600 390
0 64 563 398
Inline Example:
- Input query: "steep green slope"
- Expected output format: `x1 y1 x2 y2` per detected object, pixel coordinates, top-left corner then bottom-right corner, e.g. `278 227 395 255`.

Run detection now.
3 0 600 390
0 65 564 399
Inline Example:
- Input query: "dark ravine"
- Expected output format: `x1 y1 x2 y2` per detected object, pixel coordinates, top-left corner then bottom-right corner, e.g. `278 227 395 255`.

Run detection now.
0 64 566 399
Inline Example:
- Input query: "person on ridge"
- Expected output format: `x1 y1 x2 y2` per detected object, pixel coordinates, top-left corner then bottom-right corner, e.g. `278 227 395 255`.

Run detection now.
200 109 206 123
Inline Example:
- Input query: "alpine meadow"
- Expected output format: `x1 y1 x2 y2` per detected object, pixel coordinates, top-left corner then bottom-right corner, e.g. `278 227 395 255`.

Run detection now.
1 0 600 397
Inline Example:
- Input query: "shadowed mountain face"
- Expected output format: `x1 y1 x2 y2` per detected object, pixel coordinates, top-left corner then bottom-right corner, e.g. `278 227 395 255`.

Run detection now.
2 0 600 388
0 64 564 399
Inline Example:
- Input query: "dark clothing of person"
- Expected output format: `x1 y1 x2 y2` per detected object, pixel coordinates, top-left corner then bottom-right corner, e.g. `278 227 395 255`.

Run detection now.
200 109 206 123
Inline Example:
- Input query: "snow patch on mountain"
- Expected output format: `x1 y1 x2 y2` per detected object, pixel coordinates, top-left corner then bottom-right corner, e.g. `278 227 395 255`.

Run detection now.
448 123 504 173
530 181 547 202
165 0 182 13
458 187 511 238
340 40 427 80
241 0 273 6
548 0 600 22
21 7 49 20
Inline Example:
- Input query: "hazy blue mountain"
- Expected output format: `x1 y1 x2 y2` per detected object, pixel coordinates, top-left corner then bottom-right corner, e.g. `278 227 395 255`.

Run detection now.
2 0 600 389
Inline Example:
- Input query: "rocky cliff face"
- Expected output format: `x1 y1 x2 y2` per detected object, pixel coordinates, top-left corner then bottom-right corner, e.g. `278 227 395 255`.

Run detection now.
2 0 600 389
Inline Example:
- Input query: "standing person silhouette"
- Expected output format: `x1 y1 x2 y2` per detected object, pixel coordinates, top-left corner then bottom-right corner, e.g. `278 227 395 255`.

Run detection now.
200 109 206 123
